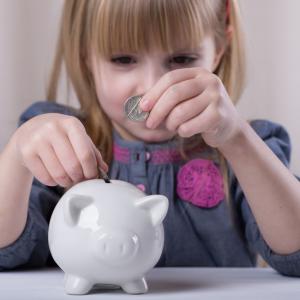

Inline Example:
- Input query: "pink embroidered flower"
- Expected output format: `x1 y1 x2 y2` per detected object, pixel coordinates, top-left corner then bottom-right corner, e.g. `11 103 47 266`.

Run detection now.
177 159 224 208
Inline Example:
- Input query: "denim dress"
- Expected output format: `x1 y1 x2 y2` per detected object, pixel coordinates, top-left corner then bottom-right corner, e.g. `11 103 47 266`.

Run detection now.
0 101 300 277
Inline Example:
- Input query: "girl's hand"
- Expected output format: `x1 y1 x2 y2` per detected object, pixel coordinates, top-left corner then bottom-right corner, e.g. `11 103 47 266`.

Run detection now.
12 113 108 188
140 67 244 148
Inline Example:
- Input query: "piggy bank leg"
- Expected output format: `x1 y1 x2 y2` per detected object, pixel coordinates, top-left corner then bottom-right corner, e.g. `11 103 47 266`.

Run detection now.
121 277 148 294
64 274 93 295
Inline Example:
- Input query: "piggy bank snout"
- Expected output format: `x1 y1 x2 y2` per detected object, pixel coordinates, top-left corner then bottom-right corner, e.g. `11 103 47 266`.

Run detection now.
93 230 139 264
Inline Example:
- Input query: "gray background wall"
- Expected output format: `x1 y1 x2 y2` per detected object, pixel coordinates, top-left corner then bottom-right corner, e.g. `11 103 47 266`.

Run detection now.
1 0 299 174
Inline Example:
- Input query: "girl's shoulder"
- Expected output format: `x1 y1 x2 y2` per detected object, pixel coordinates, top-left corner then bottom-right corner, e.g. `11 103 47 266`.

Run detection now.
249 119 291 165
249 119 290 142
18 101 82 127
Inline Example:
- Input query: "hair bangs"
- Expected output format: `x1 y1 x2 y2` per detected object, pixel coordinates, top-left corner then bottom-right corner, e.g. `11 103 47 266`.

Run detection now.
89 0 217 58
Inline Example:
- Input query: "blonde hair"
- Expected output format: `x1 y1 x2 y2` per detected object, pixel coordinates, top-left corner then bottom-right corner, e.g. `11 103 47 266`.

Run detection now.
47 0 245 196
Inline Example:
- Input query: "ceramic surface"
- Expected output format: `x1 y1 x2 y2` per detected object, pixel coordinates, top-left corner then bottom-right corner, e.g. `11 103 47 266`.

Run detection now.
48 179 169 295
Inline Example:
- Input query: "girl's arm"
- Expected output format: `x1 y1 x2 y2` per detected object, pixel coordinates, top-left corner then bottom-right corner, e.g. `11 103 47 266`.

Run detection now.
139 67 300 257
0 107 108 250
0 136 33 248
220 120 300 256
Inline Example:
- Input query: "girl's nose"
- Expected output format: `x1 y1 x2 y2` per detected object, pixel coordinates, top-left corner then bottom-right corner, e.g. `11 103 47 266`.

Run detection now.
137 64 166 94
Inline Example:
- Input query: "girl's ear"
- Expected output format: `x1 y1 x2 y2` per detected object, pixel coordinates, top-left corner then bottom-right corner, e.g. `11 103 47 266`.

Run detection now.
212 25 233 72
212 44 226 72
82 48 94 74
83 51 96 85
84 52 92 73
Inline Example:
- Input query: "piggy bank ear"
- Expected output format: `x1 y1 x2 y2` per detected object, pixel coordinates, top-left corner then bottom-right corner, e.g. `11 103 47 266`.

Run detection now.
64 194 94 226
135 195 168 226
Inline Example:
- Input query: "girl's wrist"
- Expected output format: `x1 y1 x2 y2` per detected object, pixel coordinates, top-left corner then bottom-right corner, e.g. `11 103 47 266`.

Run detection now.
217 119 250 160
4 133 32 178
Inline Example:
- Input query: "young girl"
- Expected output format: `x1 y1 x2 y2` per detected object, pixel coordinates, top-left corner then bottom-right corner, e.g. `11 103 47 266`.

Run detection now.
1 0 300 276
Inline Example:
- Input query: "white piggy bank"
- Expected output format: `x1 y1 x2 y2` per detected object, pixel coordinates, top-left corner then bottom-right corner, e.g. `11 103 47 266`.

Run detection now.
48 179 168 295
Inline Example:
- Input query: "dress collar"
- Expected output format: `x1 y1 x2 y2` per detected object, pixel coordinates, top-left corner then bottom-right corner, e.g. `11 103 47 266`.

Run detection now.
112 130 182 164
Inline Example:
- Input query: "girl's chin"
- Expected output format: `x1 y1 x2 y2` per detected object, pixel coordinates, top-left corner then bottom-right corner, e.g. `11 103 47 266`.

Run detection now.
113 121 176 142
135 127 176 143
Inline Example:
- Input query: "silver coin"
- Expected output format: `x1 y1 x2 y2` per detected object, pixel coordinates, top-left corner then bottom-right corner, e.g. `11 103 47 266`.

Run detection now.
124 95 149 122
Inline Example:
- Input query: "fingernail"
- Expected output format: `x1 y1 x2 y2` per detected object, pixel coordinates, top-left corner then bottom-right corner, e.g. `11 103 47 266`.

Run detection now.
140 98 149 111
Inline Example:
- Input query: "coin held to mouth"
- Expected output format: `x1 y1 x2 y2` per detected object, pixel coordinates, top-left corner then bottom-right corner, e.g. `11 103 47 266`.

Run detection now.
124 95 149 122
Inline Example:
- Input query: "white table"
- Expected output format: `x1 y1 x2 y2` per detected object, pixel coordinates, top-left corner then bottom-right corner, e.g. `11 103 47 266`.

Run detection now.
0 267 299 299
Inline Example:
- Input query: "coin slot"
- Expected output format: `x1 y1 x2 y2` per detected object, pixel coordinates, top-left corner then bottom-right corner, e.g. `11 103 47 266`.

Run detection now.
99 167 111 183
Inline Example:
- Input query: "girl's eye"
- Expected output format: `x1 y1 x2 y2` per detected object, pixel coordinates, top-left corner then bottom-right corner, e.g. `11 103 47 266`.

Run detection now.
170 56 197 65
111 56 136 65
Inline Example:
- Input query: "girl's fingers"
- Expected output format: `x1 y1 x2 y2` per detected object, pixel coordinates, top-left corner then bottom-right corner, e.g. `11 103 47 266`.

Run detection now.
140 67 210 112
145 77 208 129
165 87 214 131
51 132 84 183
177 102 221 138
38 142 73 187
91 141 109 173
26 154 57 186
65 122 99 180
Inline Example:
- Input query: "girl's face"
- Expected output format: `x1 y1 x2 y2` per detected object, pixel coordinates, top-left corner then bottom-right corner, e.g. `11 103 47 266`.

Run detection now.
89 35 223 142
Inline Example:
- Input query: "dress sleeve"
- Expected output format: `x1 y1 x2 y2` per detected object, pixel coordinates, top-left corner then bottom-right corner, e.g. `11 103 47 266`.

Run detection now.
18 100 81 127
0 101 70 270
230 119 300 277
0 180 63 270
